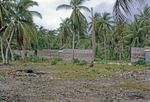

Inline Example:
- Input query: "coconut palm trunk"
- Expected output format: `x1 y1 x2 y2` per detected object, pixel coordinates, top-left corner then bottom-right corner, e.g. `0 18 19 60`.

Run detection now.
104 36 107 63
0 26 7 64
72 32 75 60
6 40 14 61
91 8 96 63
0 37 5 64
5 29 14 64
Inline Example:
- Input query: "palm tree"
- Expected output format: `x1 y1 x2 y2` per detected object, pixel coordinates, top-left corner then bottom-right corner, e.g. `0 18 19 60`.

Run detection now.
37 26 48 49
0 0 13 64
59 18 72 47
112 22 129 60
136 4 150 47
56 0 90 59
89 12 113 62
96 12 113 62
89 8 96 65
125 16 148 48
36 26 61 50
2 0 42 63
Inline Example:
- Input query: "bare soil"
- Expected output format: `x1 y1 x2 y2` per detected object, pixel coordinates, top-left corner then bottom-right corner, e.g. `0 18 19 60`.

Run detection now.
0 64 150 102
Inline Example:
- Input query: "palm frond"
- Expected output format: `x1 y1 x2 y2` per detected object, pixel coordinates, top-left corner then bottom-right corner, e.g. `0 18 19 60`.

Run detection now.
79 6 90 12
3 21 13 40
113 0 145 22
113 0 128 22
29 11 42 19
77 0 89 5
56 4 72 11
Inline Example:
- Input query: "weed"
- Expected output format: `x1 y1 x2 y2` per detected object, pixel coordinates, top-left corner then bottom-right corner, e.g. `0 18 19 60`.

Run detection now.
73 58 80 64
50 57 63 65
0 70 6 77
25 55 49 63
76 60 87 66
51 60 57 65
120 65 128 72
134 58 146 65
72 58 87 66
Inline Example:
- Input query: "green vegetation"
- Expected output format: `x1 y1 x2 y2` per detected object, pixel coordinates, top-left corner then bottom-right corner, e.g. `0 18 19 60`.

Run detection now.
37 0 149 62
51 57 63 65
49 63 146 79
0 59 148 80
0 2 149 100
25 55 49 63
134 58 146 66
14 54 50 63
115 80 150 91
0 70 6 77
0 0 42 64
0 0 149 65
73 59 87 66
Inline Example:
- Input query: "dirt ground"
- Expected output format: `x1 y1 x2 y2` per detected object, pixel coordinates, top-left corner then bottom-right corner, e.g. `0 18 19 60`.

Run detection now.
0 63 150 102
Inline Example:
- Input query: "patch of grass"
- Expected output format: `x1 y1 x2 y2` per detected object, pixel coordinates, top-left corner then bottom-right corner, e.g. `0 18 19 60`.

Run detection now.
25 55 50 63
14 54 50 63
115 80 150 91
8 62 149 80
72 59 87 66
54 64 117 79
51 57 63 65
54 63 149 79
13 63 38 72
76 60 87 66
72 58 80 64
0 70 6 77
51 60 57 65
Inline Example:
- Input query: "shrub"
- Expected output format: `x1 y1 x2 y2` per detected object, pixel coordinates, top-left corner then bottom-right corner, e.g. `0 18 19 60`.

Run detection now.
50 57 63 65
72 58 87 66
14 54 22 61
77 60 87 66
72 58 80 64
0 70 6 77
51 60 57 65
52 57 63 62
135 58 146 65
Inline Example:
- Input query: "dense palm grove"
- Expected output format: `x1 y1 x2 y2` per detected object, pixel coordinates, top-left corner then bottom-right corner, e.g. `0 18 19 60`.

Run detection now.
0 0 150 64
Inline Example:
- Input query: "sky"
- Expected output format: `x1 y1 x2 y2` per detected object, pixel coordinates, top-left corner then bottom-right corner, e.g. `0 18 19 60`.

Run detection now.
31 0 116 30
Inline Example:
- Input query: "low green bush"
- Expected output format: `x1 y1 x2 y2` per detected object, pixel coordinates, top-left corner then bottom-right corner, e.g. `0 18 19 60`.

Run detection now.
50 57 63 65
72 58 80 64
0 70 6 77
72 58 87 66
77 60 87 66
52 57 63 62
135 58 146 65
14 54 22 60
14 54 50 63
51 60 57 65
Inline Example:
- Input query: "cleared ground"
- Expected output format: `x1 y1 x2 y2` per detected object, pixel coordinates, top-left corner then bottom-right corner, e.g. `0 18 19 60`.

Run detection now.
0 62 150 102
